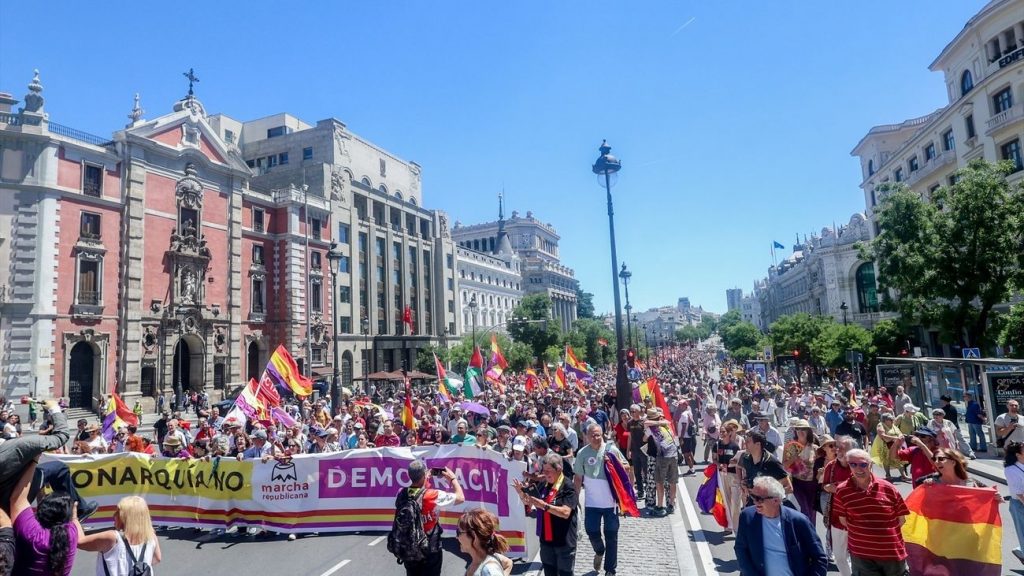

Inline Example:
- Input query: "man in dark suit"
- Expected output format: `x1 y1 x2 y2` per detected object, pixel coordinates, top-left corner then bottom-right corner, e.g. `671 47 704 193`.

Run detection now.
734 476 827 576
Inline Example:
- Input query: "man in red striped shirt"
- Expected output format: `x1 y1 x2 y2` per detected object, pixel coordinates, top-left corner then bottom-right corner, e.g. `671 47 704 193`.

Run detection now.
831 448 909 576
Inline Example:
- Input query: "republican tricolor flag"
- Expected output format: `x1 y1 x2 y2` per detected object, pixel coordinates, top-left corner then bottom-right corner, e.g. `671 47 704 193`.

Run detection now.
101 392 139 442
695 465 728 528
401 377 416 432
433 353 458 403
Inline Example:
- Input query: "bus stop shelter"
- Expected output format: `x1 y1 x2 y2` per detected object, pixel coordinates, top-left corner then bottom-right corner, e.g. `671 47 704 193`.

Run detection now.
876 356 1024 454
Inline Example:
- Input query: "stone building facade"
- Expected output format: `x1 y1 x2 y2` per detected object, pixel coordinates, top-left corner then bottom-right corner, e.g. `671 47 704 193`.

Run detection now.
0 73 455 408
452 210 577 332
453 200 523 336
755 214 880 330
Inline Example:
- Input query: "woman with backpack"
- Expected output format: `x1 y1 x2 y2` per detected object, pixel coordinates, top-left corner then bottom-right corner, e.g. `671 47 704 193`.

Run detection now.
77 496 160 576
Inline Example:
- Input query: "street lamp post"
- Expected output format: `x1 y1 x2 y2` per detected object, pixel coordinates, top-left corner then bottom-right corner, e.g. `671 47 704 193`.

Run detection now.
468 294 478 348
840 301 849 326
326 241 344 411
361 316 370 392
619 263 633 350
592 140 629 410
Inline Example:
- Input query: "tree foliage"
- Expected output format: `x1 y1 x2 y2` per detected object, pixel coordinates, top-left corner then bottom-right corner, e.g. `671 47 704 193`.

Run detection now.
862 160 1024 349
1000 303 1024 358
575 287 596 319
871 319 912 359
723 322 763 353
570 317 616 367
768 313 827 360
810 323 874 368
676 314 719 343
508 293 561 366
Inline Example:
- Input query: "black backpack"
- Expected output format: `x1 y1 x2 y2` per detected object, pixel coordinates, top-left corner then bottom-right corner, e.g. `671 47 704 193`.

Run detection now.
102 534 152 576
387 487 438 564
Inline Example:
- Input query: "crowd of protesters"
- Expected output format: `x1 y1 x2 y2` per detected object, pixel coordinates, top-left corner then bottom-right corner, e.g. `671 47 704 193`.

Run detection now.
1 333 1021 576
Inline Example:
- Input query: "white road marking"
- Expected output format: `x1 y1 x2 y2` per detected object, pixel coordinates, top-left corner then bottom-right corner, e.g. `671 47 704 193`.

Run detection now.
318 559 351 576
678 478 719 575
367 535 386 546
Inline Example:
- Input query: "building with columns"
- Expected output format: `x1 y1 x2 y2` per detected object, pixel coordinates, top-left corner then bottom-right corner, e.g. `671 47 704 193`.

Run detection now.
211 111 458 380
452 210 578 332
754 214 880 330
0 72 456 409
454 199 522 337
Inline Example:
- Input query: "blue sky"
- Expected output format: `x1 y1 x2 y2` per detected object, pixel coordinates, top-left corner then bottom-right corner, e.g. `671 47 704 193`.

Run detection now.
0 1 983 314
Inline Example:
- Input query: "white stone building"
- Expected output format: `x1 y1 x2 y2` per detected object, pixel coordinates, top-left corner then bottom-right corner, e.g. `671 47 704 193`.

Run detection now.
452 210 577 332
454 200 523 335
757 214 880 330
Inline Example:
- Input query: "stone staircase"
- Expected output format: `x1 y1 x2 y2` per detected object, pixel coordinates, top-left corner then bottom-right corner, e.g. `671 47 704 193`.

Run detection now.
64 407 102 425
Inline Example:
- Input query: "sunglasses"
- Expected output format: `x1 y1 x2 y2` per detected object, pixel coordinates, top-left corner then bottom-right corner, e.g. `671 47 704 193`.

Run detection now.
849 461 871 469
455 528 464 537
751 494 777 503
933 456 949 463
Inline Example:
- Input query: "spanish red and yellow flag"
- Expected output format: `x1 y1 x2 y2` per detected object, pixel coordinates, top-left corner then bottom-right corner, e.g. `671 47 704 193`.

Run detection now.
901 484 1001 576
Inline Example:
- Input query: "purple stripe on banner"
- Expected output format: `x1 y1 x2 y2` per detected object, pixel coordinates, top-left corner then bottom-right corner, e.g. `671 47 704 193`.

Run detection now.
565 365 593 382
905 543 1001 576
264 365 291 396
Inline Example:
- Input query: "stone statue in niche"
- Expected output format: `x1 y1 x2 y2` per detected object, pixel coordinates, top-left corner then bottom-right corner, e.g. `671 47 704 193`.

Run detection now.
142 326 158 353
180 268 198 304
169 229 181 252
182 220 197 238
199 234 210 257
330 169 346 201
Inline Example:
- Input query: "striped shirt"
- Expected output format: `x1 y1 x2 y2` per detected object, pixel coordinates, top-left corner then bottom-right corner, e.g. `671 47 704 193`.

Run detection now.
831 475 909 561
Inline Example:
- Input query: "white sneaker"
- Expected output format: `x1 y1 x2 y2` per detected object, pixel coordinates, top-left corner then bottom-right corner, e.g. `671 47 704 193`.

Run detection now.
288 533 297 541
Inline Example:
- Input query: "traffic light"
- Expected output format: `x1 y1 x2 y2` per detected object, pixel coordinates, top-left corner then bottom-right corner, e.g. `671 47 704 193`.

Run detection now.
899 349 909 357
793 350 800 357
626 348 636 368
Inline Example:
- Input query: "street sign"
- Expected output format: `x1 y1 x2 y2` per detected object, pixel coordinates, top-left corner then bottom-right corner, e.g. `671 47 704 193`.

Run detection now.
845 350 864 364
962 348 981 359
628 368 642 381
764 346 773 361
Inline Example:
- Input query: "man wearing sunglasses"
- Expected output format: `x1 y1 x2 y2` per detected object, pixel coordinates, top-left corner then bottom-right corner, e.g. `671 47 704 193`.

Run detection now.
831 449 909 576
735 476 827 576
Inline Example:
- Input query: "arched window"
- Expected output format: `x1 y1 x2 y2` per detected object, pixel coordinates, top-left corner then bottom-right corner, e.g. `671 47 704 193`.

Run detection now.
379 184 388 195
855 262 880 313
395 191 403 201
409 197 417 206
361 177 371 187
960 70 973 97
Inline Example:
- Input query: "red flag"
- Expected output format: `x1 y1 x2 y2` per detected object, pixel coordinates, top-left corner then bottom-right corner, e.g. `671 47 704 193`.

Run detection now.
469 345 484 369
648 377 676 438
402 307 414 333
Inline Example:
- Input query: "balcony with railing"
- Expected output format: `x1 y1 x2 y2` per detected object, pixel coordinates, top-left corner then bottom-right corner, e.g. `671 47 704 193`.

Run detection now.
986 103 1024 136
906 150 957 186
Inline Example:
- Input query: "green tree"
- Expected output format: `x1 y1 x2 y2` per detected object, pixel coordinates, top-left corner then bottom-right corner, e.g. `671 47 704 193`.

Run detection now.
768 313 828 360
575 287 596 319
871 319 911 360
571 317 616 368
508 293 561 366
506 341 534 372
999 303 1024 358
415 343 447 373
723 322 763 353
718 309 742 333
862 160 1024 349
676 325 701 342
810 323 874 368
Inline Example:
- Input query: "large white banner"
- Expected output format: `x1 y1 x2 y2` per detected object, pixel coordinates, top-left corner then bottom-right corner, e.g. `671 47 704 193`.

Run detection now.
46 445 535 558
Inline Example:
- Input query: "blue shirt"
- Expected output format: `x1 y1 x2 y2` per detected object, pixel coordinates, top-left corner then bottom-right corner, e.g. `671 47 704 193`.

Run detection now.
762 515 795 576
825 410 843 435
965 400 985 424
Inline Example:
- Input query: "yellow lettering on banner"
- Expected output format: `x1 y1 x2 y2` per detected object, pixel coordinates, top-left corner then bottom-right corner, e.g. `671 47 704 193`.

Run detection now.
69 456 252 500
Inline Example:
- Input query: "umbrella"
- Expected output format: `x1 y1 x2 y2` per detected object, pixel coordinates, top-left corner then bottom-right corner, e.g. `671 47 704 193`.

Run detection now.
365 371 402 380
457 401 490 416
405 370 435 380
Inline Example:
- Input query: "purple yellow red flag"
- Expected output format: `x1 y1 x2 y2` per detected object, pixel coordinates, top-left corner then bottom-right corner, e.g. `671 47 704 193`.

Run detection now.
901 484 1001 576
266 344 313 397
101 392 139 442
401 377 416 432
564 345 593 383
695 465 728 528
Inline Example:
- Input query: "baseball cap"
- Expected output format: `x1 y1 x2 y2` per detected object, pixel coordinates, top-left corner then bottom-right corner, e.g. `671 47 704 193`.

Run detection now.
913 427 937 438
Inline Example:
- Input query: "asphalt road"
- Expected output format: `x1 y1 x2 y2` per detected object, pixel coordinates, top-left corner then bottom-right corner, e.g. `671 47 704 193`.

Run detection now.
678 436 1021 576
68 529 543 576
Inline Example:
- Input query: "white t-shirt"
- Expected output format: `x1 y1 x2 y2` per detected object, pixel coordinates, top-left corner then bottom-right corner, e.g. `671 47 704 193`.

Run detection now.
996 413 1024 444
574 443 619 508
96 534 157 576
